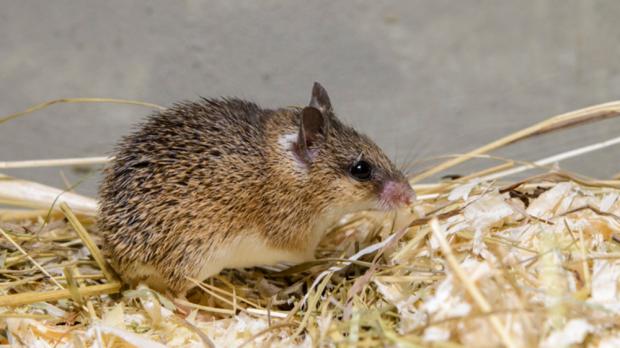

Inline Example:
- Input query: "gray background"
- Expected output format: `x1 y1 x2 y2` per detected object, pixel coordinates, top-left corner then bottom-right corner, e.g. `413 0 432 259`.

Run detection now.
2 1 620 197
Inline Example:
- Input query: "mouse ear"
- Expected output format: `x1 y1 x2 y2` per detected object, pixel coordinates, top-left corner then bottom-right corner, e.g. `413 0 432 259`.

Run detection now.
309 82 332 113
294 82 332 164
296 105 328 164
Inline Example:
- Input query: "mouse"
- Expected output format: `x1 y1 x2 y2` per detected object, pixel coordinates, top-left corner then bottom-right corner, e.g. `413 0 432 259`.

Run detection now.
98 82 415 297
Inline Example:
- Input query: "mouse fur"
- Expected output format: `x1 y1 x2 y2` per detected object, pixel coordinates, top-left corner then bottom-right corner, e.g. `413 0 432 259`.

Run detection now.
98 82 414 295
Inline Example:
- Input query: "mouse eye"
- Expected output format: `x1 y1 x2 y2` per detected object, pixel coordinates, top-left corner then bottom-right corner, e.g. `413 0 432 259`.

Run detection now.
349 160 372 181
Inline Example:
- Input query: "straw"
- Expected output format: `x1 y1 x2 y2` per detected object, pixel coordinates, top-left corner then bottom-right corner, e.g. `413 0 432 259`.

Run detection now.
2 99 620 346
0 97 164 124
60 202 115 282
411 101 620 183
0 156 111 170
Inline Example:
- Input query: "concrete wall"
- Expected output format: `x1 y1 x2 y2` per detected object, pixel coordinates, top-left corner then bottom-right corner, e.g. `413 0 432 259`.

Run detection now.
2 1 620 196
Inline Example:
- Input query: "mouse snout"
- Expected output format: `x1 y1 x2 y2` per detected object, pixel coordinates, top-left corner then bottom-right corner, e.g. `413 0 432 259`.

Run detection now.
379 180 416 209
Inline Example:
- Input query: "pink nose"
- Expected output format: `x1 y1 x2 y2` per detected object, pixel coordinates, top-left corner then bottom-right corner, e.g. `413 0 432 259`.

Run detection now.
381 181 416 207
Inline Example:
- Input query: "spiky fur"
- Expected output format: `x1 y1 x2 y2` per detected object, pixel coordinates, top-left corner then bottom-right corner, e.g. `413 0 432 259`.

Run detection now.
98 97 409 294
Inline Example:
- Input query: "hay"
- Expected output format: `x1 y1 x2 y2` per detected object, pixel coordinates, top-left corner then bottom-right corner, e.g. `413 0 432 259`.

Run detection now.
2 101 620 347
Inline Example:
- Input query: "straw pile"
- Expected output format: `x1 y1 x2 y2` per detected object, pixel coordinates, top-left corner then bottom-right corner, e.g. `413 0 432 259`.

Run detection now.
2 100 620 347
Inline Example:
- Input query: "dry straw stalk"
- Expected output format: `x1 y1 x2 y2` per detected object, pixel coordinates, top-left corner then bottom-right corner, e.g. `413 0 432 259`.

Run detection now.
1 98 620 346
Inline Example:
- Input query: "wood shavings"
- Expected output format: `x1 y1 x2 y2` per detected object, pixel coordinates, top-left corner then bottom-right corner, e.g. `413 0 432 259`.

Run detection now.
4 99 620 346
4 174 620 346
541 319 593 348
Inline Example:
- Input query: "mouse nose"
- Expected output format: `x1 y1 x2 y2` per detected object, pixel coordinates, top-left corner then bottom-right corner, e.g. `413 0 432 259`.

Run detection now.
380 180 416 208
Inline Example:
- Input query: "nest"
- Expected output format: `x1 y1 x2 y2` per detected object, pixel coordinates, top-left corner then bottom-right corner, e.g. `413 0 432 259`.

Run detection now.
2 100 620 347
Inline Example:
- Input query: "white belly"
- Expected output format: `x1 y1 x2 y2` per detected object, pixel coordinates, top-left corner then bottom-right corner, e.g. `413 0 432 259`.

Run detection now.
225 234 313 268
195 201 377 282
195 233 313 282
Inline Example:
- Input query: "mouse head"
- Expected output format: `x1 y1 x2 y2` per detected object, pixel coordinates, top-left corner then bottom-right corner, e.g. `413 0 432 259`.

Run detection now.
291 82 415 211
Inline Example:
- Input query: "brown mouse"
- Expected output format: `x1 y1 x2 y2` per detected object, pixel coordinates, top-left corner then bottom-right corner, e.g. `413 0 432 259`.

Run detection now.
98 82 414 296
